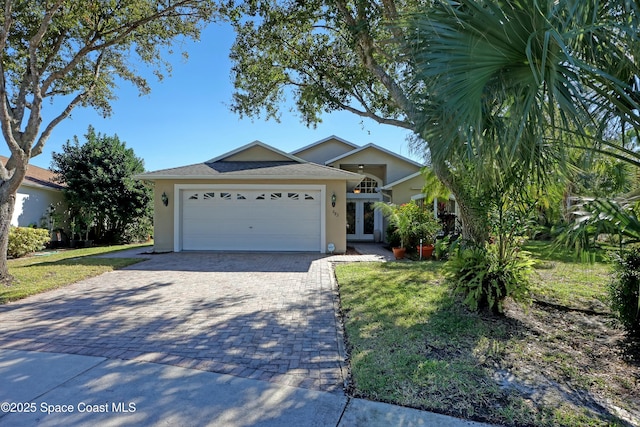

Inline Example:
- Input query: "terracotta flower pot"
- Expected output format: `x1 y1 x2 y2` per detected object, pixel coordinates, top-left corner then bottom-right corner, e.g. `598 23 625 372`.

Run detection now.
416 244 435 259
392 247 406 260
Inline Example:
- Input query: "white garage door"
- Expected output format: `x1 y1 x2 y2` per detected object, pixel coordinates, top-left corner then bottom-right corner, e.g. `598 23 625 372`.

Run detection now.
181 189 322 251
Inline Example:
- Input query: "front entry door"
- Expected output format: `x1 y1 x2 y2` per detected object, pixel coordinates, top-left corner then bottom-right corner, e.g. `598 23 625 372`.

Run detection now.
347 200 376 241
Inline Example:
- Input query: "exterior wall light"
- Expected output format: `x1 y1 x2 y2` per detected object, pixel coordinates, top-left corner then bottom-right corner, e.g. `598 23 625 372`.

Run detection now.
331 192 336 207
161 192 169 207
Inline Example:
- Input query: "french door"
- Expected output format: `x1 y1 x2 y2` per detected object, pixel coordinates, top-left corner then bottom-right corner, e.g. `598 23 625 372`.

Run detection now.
346 200 376 241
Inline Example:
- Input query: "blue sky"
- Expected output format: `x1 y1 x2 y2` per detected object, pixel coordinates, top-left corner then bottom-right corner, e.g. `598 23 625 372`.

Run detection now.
16 23 419 172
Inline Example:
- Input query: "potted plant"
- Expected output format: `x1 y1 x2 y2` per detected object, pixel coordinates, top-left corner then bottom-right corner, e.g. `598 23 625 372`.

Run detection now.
411 212 441 259
374 201 415 259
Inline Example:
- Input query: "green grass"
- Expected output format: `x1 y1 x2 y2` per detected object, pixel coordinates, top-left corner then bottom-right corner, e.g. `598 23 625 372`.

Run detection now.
336 243 635 427
337 262 528 423
524 240 611 311
1 243 150 304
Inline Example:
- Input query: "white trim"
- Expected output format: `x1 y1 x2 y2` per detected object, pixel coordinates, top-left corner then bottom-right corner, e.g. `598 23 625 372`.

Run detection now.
290 135 360 155
347 192 382 200
139 173 360 181
206 140 307 163
383 171 423 190
173 183 326 253
324 143 424 168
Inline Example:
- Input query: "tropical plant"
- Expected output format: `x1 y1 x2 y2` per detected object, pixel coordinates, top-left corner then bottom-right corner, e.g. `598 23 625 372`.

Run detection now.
0 0 216 282
403 0 640 177
408 208 441 247
434 235 452 261
609 248 640 337
446 242 533 315
560 194 640 253
374 202 413 249
375 200 441 250
445 184 535 313
560 193 640 319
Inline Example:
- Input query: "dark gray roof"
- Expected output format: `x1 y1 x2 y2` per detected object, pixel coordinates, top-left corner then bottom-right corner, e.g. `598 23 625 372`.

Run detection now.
137 161 363 181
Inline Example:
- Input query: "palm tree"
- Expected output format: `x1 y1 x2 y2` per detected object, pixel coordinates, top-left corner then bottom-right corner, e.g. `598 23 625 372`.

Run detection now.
400 0 640 314
402 0 640 180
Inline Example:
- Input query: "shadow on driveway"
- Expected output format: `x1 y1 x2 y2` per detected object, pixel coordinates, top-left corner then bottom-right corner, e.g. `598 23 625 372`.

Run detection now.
0 253 346 393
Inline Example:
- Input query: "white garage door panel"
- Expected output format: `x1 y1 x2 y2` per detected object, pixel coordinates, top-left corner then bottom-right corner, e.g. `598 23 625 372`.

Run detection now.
181 189 321 251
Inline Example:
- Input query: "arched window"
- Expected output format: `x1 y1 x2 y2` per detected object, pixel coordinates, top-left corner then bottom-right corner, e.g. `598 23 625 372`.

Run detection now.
354 177 379 194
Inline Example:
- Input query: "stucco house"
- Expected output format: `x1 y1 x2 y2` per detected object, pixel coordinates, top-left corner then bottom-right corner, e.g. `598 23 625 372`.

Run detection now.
138 136 459 254
1 156 65 228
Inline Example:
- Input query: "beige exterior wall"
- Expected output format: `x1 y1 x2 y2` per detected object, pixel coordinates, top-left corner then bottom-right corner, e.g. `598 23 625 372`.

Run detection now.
224 145 291 161
150 178 348 254
390 175 426 205
151 180 176 252
294 139 356 164
327 146 421 184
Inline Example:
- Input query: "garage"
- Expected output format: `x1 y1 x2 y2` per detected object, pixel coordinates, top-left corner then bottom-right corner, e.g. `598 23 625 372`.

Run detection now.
137 140 363 254
179 185 323 252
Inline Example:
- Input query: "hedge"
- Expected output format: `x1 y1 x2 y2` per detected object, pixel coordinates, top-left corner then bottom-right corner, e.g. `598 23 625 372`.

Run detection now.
8 227 50 258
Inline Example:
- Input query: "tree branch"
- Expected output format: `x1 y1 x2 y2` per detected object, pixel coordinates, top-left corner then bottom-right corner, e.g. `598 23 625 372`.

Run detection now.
333 98 413 129
32 52 105 158
332 0 415 123
0 0 21 158
41 0 202 94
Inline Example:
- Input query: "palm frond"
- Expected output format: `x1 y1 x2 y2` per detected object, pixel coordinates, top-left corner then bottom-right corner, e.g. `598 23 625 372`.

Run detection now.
401 0 640 178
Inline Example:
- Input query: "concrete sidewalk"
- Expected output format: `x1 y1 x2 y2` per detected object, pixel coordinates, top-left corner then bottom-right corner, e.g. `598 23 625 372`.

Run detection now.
0 349 494 427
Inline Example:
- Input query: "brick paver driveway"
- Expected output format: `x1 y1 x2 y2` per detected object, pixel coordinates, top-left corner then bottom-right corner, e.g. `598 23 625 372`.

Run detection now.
0 252 352 393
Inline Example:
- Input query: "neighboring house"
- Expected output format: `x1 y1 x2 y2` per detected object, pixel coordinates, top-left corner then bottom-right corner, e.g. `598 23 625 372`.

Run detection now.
138 136 459 254
1 156 65 228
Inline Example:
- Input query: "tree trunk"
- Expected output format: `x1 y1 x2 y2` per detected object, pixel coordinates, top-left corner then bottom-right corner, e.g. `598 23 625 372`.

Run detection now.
0 193 16 284
431 160 489 245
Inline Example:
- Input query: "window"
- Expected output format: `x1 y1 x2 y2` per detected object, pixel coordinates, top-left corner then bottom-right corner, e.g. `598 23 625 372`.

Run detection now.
188 193 199 200
354 177 378 194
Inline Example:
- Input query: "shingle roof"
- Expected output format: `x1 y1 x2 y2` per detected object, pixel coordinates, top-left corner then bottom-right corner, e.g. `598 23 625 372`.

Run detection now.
137 160 363 181
0 156 64 190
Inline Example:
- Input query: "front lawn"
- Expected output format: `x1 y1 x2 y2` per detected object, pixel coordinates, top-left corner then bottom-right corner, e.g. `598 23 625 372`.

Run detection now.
335 243 639 426
1 244 150 304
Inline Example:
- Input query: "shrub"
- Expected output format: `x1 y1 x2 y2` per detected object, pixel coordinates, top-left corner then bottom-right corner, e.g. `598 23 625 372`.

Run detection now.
445 242 533 314
385 223 401 248
121 215 153 244
7 227 50 258
609 248 640 337
377 201 440 248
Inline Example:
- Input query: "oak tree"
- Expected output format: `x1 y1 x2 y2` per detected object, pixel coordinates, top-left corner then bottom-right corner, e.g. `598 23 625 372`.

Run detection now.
222 0 640 246
0 0 216 282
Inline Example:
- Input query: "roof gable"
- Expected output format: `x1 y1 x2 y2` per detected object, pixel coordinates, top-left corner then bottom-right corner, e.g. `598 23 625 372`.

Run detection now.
208 141 303 163
291 135 359 164
324 143 423 168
